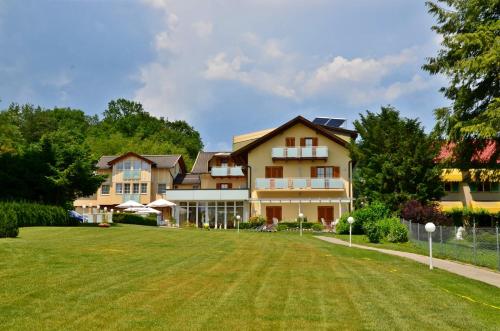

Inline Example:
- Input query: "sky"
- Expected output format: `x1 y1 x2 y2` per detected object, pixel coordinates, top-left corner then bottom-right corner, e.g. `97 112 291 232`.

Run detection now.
0 0 449 150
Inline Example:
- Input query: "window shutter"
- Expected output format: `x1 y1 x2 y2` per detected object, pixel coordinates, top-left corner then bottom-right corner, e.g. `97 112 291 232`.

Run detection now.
333 166 340 178
216 183 221 189
227 183 233 189
286 137 295 147
300 138 306 147
275 167 283 178
312 137 318 146
265 167 272 178
310 167 317 178
215 158 221 166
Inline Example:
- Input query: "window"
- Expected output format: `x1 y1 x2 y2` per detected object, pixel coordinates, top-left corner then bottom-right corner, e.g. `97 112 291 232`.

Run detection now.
192 185 200 189
124 183 131 194
444 182 459 193
134 160 141 170
304 138 313 147
217 183 232 189
140 183 147 194
116 162 123 171
101 184 110 195
300 137 318 147
470 182 500 192
141 161 150 171
115 183 123 194
158 183 167 194
312 166 340 178
133 183 140 194
124 161 131 170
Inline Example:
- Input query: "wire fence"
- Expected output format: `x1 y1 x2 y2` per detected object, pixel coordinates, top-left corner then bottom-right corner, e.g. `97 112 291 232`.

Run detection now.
401 219 500 271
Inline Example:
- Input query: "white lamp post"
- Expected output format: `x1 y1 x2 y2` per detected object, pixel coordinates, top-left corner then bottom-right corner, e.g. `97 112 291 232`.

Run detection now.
347 216 355 247
236 215 241 234
298 212 304 237
425 222 436 270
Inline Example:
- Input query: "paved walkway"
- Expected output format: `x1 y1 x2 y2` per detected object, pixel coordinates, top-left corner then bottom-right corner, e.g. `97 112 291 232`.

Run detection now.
316 236 500 288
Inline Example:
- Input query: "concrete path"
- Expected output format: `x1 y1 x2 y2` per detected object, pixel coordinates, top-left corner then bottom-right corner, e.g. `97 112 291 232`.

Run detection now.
316 236 500 288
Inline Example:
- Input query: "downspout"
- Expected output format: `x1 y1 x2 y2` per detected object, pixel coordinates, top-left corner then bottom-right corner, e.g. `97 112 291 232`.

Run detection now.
246 165 252 217
348 160 353 212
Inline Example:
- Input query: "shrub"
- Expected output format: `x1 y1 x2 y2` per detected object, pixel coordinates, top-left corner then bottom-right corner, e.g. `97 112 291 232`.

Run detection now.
276 224 288 231
442 207 496 227
113 213 157 226
248 215 265 226
336 214 351 234
0 201 75 227
401 200 451 225
0 207 18 238
279 222 313 229
377 217 399 237
311 223 324 231
364 221 382 243
386 222 408 243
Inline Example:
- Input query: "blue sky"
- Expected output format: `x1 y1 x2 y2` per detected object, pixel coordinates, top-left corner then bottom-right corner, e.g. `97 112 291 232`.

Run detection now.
0 0 448 150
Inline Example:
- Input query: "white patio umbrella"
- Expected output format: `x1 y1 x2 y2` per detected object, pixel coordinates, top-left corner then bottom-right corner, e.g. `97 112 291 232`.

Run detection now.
147 199 176 222
116 200 144 209
123 207 161 214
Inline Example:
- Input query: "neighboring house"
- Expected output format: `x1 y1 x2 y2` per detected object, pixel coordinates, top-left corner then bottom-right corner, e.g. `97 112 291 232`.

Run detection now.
438 142 500 213
73 152 186 215
164 116 357 227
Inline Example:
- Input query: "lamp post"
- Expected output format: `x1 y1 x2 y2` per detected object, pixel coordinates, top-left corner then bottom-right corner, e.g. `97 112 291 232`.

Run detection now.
298 212 304 237
236 215 241 234
347 216 355 247
425 222 436 270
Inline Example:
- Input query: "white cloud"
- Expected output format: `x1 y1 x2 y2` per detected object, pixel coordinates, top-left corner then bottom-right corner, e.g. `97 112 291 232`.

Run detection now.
192 21 213 39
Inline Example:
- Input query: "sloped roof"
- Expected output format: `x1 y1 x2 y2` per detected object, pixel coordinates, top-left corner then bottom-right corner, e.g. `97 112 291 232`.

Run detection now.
173 173 201 185
232 116 353 157
190 151 218 173
96 153 185 171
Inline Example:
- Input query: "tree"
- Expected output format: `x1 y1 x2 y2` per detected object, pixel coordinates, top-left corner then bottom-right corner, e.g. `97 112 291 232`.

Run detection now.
350 106 444 211
423 0 499 170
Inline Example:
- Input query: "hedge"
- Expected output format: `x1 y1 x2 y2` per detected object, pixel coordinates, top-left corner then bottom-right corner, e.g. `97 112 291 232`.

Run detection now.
113 213 157 226
0 206 18 238
0 201 76 228
443 208 499 227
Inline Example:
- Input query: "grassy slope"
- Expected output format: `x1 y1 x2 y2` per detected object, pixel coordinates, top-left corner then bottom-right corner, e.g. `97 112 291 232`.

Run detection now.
0 225 499 331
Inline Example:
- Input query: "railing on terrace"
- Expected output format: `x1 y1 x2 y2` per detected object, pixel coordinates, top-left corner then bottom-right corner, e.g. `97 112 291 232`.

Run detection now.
123 169 141 180
211 166 245 177
271 146 328 159
401 219 500 271
255 178 343 190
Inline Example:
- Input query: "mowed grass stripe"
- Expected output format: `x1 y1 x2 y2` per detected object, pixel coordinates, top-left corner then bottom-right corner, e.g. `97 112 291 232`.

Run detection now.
0 226 499 330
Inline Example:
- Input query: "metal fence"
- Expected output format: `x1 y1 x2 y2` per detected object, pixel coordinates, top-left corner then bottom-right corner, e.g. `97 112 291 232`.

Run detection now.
401 219 500 271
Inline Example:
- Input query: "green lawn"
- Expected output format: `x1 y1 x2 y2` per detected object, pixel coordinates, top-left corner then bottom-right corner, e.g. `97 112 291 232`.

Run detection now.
1 225 499 330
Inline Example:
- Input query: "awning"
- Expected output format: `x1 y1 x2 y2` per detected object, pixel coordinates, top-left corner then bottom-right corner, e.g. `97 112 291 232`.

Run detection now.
470 201 500 213
441 169 463 182
438 201 464 211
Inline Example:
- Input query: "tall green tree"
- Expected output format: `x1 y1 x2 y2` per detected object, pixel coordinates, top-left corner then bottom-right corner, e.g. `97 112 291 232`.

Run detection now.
351 106 444 211
423 0 499 170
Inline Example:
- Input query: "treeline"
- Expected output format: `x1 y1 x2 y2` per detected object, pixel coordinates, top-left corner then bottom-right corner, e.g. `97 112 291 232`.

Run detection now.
0 99 204 207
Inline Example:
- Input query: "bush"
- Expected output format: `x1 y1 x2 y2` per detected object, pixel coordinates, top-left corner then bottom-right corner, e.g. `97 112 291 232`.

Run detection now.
386 222 408 243
0 201 75 227
279 222 313 229
0 207 18 238
364 221 382 243
442 207 496 227
401 200 451 225
311 223 324 231
377 217 399 238
276 224 288 231
247 215 265 226
113 213 157 226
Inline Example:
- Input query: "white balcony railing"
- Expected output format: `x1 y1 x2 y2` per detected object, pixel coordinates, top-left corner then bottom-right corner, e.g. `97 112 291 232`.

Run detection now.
271 146 328 159
211 166 245 177
164 189 248 201
255 178 343 190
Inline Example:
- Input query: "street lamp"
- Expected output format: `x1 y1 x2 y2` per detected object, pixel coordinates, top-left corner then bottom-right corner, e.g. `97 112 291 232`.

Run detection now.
347 216 355 247
425 222 436 270
236 215 241 234
298 212 304 237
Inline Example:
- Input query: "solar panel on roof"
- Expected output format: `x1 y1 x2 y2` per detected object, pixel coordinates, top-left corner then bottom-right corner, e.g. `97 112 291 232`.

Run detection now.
313 117 346 128
312 118 329 125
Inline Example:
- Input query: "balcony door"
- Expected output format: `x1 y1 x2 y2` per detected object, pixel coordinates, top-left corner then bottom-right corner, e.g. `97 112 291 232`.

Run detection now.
265 166 283 178
266 206 282 224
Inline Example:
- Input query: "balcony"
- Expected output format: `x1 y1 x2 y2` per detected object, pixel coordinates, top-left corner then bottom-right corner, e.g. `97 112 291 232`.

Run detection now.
164 189 248 201
271 146 328 160
123 169 141 180
122 194 140 202
211 166 245 177
255 178 343 190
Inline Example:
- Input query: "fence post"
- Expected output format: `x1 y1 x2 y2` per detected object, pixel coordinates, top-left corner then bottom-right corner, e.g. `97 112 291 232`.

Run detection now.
473 221 477 265
417 223 420 241
440 225 443 255
496 225 499 272
409 220 412 236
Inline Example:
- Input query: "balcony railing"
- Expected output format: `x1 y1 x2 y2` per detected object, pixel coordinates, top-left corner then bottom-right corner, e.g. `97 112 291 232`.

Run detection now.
122 194 140 202
271 146 328 159
255 178 343 190
164 189 248 201
211 166 245 177
123 169 141 180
